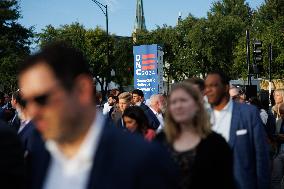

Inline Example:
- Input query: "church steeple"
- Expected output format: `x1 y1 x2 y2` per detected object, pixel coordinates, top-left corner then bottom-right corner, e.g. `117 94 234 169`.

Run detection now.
134 0 146 32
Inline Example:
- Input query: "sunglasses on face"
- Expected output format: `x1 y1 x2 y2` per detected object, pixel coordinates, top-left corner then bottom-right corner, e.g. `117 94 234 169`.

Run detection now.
22 91 54 108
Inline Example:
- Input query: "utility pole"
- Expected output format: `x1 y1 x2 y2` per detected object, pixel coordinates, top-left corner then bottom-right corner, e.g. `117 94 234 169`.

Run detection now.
269 44 273 109
246 30 251 85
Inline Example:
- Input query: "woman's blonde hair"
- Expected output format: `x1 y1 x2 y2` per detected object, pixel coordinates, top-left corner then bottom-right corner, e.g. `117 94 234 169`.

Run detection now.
164 82 211 144
272 89 284 118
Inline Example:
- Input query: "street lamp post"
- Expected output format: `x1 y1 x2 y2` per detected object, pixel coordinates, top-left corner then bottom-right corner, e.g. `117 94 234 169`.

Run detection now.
91 0 110 88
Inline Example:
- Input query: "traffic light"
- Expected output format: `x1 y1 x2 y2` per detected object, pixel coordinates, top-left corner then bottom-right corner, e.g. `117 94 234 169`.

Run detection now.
252 40 263 74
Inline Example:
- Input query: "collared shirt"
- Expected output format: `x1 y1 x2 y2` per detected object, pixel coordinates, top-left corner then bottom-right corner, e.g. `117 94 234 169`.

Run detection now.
136 101 142 106
43 112 105 189
210 99 233 142
150 107 164 132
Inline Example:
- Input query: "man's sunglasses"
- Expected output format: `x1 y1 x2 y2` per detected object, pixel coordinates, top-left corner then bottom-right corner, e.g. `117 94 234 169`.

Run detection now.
22 93 51 108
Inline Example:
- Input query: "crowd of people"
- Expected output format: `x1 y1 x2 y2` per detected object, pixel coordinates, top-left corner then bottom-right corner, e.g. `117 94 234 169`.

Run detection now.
0 41 284 189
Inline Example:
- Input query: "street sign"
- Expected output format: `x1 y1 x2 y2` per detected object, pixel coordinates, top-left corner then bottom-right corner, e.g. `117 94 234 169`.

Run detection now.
133 44 164 100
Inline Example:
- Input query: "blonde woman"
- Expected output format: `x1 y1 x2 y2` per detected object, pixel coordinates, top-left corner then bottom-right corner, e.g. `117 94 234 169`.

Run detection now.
162 82 234 189
273 89 284 120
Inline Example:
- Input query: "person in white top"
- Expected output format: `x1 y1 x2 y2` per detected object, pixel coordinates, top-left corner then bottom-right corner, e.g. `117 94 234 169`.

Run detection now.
102 94 117 115
149 94 166 133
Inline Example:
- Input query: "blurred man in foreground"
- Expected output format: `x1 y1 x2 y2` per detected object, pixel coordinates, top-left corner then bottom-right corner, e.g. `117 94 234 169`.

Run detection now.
19 42 177 189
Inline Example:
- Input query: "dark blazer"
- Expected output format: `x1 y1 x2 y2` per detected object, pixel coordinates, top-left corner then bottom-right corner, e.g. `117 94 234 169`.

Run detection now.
0 121 25 189
18 121 35 153
9 113 21 132
140 103 160 130
156 131 235 189
229 102 270 189
26 118 178 189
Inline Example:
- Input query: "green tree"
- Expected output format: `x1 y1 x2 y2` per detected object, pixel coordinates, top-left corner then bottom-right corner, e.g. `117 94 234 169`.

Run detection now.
0 0 33 92
111 37 133 88
251 0 284 78
38 23 133 94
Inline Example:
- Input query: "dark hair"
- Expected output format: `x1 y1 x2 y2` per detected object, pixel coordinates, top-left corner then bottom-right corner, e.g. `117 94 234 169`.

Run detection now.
122 106 149 134
108 94 115 99
108 94 118 101
110 88 120 95
249 97 264 110
207 70 230 86
12 91 26 107
19 41 92 91
184 78 205 92
132 89 144 98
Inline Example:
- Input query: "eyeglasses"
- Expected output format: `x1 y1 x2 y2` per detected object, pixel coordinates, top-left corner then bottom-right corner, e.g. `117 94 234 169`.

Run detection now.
22 92 53 108
22 86 60 108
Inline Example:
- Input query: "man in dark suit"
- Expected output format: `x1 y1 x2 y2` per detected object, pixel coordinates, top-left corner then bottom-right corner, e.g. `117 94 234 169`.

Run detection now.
19 42 177 189
205 71 270 189
132 89 160 130
8 91 22 132
0 121 25 189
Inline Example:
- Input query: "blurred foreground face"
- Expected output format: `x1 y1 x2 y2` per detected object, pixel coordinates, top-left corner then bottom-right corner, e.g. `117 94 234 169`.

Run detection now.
119 99 130 112
274 91 283 105
169 89 198 124
205 74 226 106
19 63 78 142
123 116 138 132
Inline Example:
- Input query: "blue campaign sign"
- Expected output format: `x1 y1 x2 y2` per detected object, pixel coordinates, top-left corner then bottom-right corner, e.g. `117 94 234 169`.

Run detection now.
133 44 159 100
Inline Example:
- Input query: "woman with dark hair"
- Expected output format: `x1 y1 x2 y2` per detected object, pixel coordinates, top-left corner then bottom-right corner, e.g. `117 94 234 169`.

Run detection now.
122 106 156 141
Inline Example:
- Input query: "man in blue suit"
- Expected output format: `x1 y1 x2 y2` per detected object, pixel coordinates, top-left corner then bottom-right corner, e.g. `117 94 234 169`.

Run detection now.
132 89 160 130
19 42 177 189
205 71 270 189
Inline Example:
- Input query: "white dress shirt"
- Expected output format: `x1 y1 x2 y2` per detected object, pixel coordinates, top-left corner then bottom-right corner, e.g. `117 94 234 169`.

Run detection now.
150 107 164 132
43 112 105 189
102 102 112 115
211 99 233 142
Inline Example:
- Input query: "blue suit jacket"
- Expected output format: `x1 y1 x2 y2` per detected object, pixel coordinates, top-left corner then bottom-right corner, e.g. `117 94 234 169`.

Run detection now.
140 103 160 130
26 118 178 189
229 102 270 189
18 121 35 153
